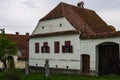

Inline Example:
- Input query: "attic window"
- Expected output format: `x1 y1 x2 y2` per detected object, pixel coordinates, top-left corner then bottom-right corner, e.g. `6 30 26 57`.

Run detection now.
42 26 44 29
60 23 62 27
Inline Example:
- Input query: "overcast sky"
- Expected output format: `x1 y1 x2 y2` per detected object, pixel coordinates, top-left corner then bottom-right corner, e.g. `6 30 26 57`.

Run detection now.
0 0 120 34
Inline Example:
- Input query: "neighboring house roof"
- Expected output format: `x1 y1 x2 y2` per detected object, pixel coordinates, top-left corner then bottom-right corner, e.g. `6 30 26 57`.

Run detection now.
40 2 114 36
5 32 29 61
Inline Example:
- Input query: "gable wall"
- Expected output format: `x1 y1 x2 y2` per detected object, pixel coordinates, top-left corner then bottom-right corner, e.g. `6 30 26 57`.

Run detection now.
33 17 75 34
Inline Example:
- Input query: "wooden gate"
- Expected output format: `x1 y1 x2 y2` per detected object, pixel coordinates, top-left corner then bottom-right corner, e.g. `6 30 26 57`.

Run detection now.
98 44 119 75
81 54 90 73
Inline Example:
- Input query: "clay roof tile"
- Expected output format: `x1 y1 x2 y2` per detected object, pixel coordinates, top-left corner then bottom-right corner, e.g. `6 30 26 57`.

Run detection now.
40 2 114 36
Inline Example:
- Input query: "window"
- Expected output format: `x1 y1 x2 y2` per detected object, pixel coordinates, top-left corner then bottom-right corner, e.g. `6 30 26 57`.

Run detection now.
54 41 60 53
35 43 39 53
60 23 62 27
62 41 73 53
41 42 50 53
42 26 44 29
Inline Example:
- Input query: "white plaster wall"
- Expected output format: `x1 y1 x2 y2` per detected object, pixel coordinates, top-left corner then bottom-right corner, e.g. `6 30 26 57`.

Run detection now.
29 34 81 70
15 61 25 69
80 37 120 71
33 17 75 34
0 56 25 69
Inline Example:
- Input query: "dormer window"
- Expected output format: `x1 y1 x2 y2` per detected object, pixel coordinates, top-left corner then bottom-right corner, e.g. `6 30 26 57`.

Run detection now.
42 26 44 29
60 23 62 27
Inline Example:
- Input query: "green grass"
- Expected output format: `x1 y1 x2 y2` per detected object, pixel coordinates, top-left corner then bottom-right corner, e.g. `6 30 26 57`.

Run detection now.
0 69 120 80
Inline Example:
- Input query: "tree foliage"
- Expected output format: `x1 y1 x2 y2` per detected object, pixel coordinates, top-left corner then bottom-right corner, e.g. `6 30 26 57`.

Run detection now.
0 30 17 69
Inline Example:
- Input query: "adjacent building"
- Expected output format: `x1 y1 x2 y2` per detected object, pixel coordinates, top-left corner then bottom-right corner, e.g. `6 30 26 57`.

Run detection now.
0 32 29 69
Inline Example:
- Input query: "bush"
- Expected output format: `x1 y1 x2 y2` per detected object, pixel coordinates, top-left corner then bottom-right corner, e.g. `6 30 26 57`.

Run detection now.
4 69 20 80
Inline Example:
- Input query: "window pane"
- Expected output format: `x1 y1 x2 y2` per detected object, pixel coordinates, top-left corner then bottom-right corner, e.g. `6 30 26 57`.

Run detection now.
42 46 50 53
65 46 70 53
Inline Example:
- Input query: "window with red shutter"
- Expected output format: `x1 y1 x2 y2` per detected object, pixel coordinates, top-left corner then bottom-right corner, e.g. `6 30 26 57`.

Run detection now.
41 42 50 53
35 43 39 53
47 46 50 53
54 41 60 53
70 45 73 53
63 41 73 53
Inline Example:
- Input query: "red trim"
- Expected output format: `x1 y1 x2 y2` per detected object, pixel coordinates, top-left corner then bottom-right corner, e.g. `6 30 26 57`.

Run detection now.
70 45 73 53
62 46 65 53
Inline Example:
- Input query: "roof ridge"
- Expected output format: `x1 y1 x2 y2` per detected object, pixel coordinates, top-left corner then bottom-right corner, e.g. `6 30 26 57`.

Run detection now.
60 2 65 17
59 2 95 12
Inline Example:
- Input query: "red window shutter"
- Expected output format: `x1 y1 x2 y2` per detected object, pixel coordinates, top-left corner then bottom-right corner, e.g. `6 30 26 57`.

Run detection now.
70 46 73 53
35 43 39 53
41 46 43 53
54 42 60 53
43 42 48 46
62 46 65 53
46 46 50 53
65 41 71 46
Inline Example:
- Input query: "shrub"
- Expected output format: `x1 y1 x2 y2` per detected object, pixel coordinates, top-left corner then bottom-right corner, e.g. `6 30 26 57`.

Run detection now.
4 69 20 80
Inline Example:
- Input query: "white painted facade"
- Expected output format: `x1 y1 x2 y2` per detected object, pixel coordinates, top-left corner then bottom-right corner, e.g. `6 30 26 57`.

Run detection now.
32 17 75 34
80 37 120 72
29 34 81 70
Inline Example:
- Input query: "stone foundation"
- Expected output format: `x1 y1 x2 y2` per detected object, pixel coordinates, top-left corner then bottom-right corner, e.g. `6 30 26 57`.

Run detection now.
29 66 96 75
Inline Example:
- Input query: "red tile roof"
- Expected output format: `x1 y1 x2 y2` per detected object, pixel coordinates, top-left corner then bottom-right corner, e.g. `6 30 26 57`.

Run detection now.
5 33 29 60
81 31 120 39
38 2 115 38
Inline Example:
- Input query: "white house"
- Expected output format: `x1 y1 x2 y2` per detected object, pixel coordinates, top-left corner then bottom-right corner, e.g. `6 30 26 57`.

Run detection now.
29 2 120 75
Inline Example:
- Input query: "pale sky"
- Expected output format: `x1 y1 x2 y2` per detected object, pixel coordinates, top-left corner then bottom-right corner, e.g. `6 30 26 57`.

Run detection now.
0 0 120 34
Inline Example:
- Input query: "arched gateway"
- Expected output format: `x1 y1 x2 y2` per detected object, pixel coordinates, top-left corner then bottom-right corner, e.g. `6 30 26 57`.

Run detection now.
96 42 119 75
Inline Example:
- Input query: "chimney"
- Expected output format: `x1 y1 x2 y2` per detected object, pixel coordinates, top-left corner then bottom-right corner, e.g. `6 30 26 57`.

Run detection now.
77 1 84 8
16 32 19 35
26 32 29 36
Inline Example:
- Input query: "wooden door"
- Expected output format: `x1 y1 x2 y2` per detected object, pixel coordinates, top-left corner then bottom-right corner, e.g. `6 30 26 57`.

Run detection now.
81 54 90 73
98 45 119 75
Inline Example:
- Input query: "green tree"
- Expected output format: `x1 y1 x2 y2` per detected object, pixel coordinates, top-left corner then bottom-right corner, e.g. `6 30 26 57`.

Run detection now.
0 29 17 69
